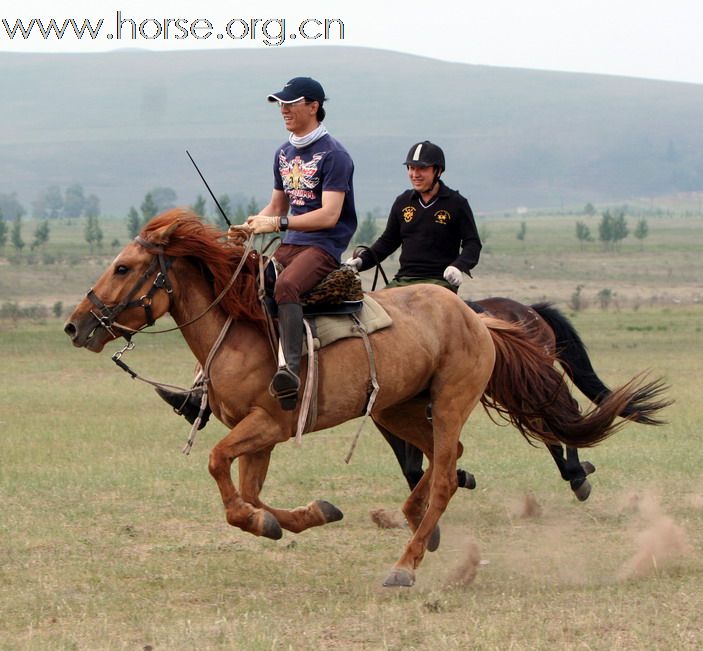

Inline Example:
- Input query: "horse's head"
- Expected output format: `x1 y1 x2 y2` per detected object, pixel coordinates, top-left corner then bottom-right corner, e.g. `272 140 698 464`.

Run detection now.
64 219 179 352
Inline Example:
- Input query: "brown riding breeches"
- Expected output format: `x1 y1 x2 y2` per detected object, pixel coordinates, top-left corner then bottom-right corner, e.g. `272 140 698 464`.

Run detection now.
273 244 339 304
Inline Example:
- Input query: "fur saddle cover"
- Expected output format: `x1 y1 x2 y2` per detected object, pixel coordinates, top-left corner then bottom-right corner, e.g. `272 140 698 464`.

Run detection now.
304 295 392 353
266 260 363 307
301 266 363 306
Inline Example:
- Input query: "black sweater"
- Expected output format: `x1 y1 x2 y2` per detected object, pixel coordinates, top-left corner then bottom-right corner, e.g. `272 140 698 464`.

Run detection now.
359 182 481 279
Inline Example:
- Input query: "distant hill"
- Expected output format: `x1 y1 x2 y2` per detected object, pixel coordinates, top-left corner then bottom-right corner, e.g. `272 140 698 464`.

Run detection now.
1 46 702 216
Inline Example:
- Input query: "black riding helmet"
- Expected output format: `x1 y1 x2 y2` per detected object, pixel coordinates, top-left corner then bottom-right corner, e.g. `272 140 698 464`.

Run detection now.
403 141 446 172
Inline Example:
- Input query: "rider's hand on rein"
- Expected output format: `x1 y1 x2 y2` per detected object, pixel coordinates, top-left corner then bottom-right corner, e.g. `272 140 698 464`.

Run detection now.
245 215 281 234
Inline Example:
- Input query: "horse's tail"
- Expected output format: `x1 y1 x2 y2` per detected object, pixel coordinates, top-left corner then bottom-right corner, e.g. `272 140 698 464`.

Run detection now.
532 302 671 426
479 316 670 448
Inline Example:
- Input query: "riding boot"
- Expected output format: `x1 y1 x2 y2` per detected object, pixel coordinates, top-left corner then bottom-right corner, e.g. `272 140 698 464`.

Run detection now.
271 302 304 411
154 385 211 430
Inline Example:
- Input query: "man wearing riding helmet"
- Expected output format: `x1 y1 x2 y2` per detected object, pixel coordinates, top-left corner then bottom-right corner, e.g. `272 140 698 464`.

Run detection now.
346 141 481 494
346 141 480 292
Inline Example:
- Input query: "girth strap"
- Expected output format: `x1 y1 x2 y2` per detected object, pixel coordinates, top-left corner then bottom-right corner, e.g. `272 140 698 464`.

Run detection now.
344 313 381 464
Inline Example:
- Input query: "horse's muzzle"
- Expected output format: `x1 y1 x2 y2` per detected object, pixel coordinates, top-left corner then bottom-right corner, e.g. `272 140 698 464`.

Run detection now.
63 310 112 351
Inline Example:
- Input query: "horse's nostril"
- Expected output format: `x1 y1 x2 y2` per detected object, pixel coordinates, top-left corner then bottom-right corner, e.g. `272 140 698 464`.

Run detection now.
64 322 77 338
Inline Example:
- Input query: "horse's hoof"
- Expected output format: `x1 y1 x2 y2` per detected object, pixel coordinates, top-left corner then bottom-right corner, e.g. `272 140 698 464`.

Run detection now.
571 478 592 502
383 567 415 588
581 461 596 476
457 469 477 490
260 511 283 540
427 524 441 553
315 500 344 524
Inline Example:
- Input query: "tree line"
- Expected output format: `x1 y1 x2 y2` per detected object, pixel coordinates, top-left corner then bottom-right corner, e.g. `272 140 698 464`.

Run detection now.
575 207 649 251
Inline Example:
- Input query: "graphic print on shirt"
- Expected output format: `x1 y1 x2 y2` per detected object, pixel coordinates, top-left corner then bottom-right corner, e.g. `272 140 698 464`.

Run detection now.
434 209 451 225
278 151 324 206
402 206 416 223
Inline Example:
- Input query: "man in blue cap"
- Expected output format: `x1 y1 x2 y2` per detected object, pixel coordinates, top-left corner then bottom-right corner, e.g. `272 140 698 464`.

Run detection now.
247 77 357 410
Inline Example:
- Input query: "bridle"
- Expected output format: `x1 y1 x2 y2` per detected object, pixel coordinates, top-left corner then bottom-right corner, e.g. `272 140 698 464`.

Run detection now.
86 236 173 338
86 230 261 339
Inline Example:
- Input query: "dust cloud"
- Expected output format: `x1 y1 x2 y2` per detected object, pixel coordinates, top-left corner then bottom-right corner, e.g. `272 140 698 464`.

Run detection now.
369 508 404 529
447 536 481 586
512 493 543 519
617 492 693 580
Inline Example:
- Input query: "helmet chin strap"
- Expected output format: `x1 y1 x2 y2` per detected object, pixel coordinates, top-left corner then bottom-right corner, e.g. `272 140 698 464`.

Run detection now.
422 168 441 198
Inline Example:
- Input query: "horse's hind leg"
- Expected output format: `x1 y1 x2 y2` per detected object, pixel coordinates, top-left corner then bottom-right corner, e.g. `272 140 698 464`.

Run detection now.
546 441 596 501
373 403 444 553
376 416 475 491
547 443 570 480
564 446 596 501
238 450 343 534
376 396 476 587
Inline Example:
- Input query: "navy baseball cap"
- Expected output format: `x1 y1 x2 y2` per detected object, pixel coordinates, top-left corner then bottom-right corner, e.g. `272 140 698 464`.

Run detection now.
267 77 326 104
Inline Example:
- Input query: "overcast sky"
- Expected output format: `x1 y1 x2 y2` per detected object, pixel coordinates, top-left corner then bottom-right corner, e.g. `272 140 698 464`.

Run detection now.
3 0 703 85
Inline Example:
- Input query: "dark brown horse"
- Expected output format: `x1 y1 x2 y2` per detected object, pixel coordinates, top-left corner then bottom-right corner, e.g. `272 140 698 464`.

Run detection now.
485 299 669 498
381 298 670 501
63 210 658 587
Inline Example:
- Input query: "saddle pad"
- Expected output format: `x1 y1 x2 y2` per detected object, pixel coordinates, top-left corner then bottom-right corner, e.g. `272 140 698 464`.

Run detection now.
305 295 392 352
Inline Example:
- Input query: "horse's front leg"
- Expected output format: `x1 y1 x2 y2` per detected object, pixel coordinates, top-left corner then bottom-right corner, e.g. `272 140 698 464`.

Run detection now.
208 407 290 539
238 450 343 534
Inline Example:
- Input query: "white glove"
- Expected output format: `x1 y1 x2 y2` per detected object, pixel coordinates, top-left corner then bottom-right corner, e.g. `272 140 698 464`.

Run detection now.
443 265 463 287
344 257 363 271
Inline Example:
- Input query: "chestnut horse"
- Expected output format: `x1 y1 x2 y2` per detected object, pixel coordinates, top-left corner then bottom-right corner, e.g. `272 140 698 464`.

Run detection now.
63 210 651 587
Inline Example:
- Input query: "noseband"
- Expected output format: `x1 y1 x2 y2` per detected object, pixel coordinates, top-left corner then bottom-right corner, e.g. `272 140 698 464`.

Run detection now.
86 236 173 337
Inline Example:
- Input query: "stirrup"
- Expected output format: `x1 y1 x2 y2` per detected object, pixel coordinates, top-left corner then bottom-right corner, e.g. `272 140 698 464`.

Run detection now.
154 386 211 430
270 366 300 411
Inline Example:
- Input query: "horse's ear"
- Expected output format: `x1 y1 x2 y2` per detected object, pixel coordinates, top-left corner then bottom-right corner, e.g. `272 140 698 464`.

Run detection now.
150 219 181 245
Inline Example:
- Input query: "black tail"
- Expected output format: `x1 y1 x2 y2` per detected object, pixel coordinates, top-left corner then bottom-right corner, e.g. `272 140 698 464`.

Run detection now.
531 302 671 425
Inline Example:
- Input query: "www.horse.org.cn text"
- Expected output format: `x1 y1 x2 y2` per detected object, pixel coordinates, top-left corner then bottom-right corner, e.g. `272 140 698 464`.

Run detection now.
1 13 346 47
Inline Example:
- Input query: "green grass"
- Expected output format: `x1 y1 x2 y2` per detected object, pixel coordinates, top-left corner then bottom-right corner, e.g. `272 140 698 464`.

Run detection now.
1 306 702 650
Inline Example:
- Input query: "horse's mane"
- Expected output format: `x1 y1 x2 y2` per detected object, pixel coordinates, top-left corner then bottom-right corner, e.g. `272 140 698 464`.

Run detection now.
140 209 265 328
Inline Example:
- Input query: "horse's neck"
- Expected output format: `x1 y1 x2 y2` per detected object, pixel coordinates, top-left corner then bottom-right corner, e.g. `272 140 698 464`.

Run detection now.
168 265 265 366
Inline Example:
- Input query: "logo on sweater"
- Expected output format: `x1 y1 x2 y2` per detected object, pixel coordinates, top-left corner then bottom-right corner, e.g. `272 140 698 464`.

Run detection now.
434 210 451 225
402 206 416 222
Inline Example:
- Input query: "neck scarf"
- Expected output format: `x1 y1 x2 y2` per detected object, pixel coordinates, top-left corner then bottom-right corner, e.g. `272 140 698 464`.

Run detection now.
289 124 328 149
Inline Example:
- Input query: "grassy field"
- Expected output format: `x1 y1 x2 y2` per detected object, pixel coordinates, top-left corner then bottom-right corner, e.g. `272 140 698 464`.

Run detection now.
1 303 702 649
1 212 702 649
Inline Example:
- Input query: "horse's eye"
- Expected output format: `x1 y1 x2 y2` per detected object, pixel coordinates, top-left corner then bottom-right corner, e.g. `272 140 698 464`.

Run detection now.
115 265 129 275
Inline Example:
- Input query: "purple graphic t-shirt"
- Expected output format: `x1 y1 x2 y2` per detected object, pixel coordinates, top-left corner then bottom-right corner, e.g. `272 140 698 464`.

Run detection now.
273 133 357 262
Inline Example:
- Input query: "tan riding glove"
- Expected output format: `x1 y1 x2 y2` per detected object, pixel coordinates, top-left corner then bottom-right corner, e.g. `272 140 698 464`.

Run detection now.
246 215 281 234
